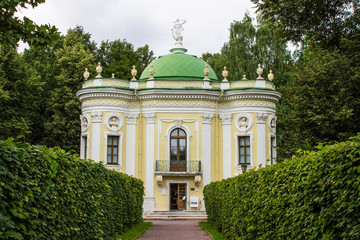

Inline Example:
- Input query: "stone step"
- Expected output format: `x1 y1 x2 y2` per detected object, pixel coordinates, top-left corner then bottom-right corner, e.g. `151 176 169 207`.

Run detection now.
143 211 207 220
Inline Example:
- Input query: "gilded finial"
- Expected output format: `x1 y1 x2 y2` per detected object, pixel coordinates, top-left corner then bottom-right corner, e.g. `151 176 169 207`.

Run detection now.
149 65 155 80
131 65 137 80
111 73 115 78
96 62 102 77
83 68 89 80
242 75 247 80
268 70 274 81
222 66 228 82
203 65 210 80
256 64 263 79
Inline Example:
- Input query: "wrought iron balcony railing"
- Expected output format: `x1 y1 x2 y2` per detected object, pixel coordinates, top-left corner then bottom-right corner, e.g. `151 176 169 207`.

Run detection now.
155 160 202 173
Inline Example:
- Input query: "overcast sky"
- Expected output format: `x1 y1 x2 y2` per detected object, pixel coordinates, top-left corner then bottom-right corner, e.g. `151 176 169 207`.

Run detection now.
18 0 257 57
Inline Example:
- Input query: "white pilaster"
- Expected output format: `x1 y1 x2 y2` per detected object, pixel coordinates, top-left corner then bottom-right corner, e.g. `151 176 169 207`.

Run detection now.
256 112 267 167
202 112 214 187
125 113 138 176
91 111 102 163
143 112 156 212
220 113 232 179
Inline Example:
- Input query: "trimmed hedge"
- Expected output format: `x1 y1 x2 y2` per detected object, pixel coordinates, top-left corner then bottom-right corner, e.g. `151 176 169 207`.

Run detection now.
204 134 360 239
0 139 144 239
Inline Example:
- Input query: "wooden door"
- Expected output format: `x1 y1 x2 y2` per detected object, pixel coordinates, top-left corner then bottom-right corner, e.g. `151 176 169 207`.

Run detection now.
170 183 186 210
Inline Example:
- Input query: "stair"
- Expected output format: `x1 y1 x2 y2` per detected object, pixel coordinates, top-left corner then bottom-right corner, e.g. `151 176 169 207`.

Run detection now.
143 210 207 220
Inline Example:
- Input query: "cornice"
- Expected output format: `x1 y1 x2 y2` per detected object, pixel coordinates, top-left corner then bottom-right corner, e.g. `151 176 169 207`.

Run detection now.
76 87 281 104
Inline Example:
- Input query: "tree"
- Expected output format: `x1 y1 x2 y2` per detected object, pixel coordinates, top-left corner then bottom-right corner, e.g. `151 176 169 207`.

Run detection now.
95 39 154 79
250 0 359 49
0 45 43 141
221 14 291 85
0 0 59 47
276 46 360 158
44 29 96 151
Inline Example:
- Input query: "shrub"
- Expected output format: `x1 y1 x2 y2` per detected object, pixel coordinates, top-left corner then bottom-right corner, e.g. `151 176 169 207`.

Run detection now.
204 134 360 239
0 139 144 239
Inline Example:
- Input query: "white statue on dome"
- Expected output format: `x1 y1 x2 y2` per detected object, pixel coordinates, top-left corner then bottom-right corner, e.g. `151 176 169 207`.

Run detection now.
172 19 186 45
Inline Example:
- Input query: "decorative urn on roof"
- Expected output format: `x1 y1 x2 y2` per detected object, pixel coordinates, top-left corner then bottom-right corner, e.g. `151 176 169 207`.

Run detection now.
131 65 137 80
256 64 263 79
96 62 102 78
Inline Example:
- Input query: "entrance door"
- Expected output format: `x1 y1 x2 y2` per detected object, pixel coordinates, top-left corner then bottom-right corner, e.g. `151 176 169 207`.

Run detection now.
170 183 186 210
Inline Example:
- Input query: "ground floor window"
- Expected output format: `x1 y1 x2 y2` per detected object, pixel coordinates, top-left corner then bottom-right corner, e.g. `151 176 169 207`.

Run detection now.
107 136 119 164
81 135 87 159
238 136 250 165
271 136 276 165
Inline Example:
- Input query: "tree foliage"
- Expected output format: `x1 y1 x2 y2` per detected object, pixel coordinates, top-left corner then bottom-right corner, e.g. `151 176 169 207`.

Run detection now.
251 0 359 48
0 0 59 47
95 39 154 79
44 29 96 151
207 14 291 85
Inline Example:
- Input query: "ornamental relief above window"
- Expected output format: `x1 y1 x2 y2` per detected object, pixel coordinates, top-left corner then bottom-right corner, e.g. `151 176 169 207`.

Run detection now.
105 113 123 132
235 113 253 133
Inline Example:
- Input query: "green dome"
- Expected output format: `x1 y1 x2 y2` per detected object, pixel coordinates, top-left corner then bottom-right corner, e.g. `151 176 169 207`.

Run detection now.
139 52 218 81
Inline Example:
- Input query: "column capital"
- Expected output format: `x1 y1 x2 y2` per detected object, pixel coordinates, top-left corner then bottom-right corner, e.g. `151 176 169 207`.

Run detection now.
144 112 156 124
256 112 267 124
125 113 139 125
219 113 232 125
202 112 214 124
91 111 102 123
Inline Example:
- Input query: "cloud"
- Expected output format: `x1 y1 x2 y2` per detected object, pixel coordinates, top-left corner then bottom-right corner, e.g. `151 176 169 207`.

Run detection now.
17 0 256 56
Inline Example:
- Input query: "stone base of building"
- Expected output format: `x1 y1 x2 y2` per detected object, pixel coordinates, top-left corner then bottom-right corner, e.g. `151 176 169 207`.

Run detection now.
143 197 156 212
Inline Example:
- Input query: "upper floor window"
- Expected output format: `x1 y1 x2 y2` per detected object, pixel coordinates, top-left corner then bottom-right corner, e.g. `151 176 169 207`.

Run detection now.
170 128 186 171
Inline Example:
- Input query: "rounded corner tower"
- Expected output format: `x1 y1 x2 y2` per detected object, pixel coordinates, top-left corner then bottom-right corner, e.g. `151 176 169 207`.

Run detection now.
76 20 281 213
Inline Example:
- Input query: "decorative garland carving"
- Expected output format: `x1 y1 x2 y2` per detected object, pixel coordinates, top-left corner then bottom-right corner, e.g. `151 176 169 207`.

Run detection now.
91 111 103 123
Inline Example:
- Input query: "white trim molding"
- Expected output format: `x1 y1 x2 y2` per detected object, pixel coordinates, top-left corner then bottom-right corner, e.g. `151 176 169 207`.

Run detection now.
104 132 123 170
91 111 102 162
256 112 267 167
235 132 254 175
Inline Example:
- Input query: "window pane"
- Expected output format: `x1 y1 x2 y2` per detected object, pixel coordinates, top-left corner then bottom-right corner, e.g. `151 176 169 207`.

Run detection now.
113 147 118 155
246 147 250 154
245 136 250 145
240 155 244 163
178 129 186 136
107 155 111 163
113 136 118 145
240 147 244 155
246 155 250 164
107 147 111 154
113 155 118 164
171 139 177 147
108 136 113 145
171 129 178 136
179 139 185 147
171 147 177 156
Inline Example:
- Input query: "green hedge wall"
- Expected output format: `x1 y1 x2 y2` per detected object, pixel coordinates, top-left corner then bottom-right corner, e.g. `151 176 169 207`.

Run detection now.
204 134 360 239
0 139 144 239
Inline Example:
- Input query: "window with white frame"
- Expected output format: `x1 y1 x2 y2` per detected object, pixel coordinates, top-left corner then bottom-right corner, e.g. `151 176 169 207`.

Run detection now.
107 135 119 164
81 135 88 159
238 136 251 165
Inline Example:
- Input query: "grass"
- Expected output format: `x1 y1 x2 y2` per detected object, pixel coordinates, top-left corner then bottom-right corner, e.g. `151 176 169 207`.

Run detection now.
116 221 152 240
199 221 227 240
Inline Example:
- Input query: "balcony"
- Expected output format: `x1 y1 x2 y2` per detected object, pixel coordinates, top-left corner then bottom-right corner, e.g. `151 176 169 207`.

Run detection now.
155 160 202 176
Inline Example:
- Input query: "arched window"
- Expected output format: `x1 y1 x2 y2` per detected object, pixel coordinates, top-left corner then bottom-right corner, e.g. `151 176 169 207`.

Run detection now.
170 128 187 171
